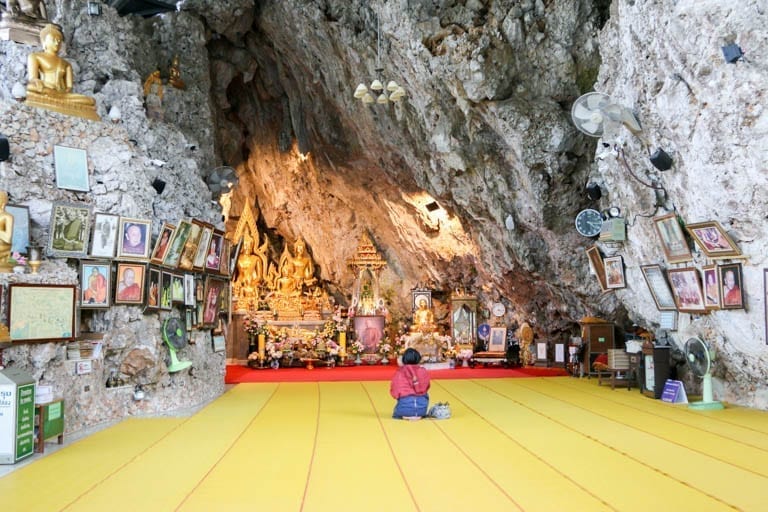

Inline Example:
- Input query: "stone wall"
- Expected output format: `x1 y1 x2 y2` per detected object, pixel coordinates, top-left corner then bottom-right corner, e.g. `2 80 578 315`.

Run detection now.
0 3 226 433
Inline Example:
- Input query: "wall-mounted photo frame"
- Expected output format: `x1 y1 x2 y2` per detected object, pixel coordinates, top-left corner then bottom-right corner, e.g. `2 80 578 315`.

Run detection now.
205 230 225 273
640 264 676 311
163 219 192 268
702 265 720 310
764 269 768 345
90 212 119 258
7 204 29 255
48 202 92 258
653 213 692 264
54 145 89 192
80 261 111 308
229 236 243 278
171 274 184 304
160 271 173 310
117 217 151 260
114 262 146 305
212 334 226 352
145 267 161 310
9 284 76 342
604 256 626 289
718 263 745 310
178 220 203 271
183 273 196 307
667 267 706 314
185 307 194 332
219 238 231 277
202 277 226 328
685 221 741 258
489 326 507 351
411 289 432 312
585 245 609 292
150 222 175 265
192 221 213 271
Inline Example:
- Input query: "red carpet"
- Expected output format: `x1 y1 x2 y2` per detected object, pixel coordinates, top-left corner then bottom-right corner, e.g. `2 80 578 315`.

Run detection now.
225 363 568 383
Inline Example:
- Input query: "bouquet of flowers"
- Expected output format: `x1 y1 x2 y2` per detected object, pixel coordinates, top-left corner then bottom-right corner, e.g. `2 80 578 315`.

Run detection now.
378 339 392 357
242 310 267 337
348 340 365 356
9 252 26 266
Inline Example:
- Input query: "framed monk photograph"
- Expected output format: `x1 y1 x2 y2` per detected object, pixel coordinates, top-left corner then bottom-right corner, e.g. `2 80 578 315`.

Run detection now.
117 217 151 260
80 261 111 309
114 263 146 305
667 267 706 314
150 222 175 264
685 221 741 258
719 263 745 310
90 212 119 258
48 202 92 258
653 213 692 264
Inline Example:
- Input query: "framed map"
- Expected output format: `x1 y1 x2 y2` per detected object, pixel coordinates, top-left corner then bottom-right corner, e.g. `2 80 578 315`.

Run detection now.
9 284 76 342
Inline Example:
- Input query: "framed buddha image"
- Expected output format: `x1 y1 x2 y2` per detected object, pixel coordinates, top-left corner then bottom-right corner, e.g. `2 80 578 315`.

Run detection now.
163 219 192 268
411 290 431 311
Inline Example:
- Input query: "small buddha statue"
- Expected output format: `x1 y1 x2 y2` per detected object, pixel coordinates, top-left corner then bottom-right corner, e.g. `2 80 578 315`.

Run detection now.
279 238 317 291
25 24 100 120
0 191 15 272
168 55 185 90
411 298 437 334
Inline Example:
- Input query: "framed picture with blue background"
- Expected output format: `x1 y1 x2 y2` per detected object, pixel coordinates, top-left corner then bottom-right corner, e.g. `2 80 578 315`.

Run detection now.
7 204 29 254
54 145 89 192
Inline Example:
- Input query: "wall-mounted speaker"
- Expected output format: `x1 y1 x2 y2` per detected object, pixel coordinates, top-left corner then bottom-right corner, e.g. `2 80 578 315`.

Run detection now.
0 134 9 162
650 148 673 171
151 178 166 194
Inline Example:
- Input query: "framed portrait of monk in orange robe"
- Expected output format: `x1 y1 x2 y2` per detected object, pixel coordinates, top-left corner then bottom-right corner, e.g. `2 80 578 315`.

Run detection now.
80 261 111 309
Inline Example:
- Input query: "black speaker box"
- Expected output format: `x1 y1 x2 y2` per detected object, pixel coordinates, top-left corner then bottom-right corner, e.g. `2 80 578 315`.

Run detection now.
0 135 9 162
650 148 673 171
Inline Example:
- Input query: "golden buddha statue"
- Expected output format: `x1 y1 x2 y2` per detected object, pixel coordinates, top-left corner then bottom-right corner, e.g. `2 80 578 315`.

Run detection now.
168 55 185 90
411 298 437 333
143 69 163 100
235 234 263 299
0 0 50 46
25 24 100 120
0 191 15 272
278 238 317 291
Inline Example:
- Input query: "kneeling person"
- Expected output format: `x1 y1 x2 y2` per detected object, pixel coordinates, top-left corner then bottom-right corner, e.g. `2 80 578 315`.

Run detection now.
390 348 430 419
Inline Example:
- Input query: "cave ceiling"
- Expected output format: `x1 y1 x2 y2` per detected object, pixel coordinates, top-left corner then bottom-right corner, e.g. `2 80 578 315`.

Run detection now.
181 0 615 333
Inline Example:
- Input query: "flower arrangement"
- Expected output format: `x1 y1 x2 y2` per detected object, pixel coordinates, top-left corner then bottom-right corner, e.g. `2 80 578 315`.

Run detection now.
377 339 392 357
348 340 365 356
243 310 267 337
9 252 26 266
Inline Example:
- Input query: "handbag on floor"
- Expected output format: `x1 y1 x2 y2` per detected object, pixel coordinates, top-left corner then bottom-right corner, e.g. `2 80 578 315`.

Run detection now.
428 402 451 419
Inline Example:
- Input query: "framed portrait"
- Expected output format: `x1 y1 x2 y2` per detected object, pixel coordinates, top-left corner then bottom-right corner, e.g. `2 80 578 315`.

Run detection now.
489 327 507 351
718 263 744 310
145 267 161 310
183 273 196 307
604 256 625 289
90 212 119 258
205 230 225 273
9 284 76 342
178 220 203 271
48 202 92 258
219 237 231 276
667 267 706 314
229 236 243 278
212 334 226 352
192 222 213 271
685 221 741 258
53 145 89 192
160 271 173 310
702 265 720 309
79 261 111 308
171 274 184 304
114 262 146 305
150 222 175 265
640 264 677 311
201 277 226 328
764 270 768 344
411 290 432 312
585 245 609 292
117 217 151 260
7 204 29 254
218 282 230 314
185 308 194 332
653 213 692 264
353 315 385 353
163 219 192 268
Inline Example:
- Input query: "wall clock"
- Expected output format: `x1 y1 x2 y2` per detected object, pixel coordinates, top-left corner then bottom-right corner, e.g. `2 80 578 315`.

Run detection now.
575 209 603 237
491 302 506 317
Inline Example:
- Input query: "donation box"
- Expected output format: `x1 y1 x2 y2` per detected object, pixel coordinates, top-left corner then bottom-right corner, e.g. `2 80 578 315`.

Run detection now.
0 368 36 464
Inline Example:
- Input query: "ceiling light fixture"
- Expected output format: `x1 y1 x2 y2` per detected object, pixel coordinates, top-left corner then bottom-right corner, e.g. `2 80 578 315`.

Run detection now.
353 17 406 105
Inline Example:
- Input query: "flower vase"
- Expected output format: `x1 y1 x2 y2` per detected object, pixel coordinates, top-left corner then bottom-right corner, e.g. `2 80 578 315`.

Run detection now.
380 356 389 365
462 358 470 368
354 354 362 365
270 359 279 369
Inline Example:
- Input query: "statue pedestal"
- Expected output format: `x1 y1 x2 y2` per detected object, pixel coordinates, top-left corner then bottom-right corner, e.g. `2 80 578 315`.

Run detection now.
0 18 51 46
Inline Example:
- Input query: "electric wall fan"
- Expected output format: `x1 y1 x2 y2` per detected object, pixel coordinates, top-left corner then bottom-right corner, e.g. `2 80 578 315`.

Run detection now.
206 166 238 200
162 317 192 373
684 337 724 410
570 92 645 141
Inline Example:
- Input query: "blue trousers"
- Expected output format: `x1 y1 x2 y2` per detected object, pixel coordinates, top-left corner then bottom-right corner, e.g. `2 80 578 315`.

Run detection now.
392 394 429 418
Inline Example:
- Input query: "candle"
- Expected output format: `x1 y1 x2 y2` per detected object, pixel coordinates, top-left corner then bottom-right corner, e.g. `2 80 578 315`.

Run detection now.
339 331 346 352
258 333 265 360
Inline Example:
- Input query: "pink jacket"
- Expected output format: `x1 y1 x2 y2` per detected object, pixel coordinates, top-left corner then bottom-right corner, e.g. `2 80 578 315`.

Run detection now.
390 364 430 399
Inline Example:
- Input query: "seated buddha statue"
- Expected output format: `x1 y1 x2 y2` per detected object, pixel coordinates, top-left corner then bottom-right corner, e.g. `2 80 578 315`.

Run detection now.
279 238 317 291
411 298 437 334
25 24 100 120
0 191 15 271
168 55 186 90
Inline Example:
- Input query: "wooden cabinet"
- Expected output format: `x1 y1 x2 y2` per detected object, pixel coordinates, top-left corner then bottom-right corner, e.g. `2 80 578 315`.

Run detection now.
579 318 615 375
641 346 671 398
